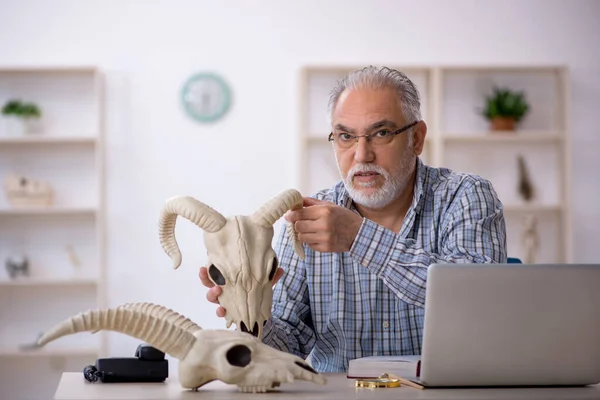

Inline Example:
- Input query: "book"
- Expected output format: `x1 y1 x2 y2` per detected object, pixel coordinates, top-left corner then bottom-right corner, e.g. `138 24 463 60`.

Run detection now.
346 355 421 379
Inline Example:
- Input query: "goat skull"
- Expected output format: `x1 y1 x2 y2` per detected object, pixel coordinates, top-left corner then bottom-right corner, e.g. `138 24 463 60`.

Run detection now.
158 189 305 339
36 303 326 392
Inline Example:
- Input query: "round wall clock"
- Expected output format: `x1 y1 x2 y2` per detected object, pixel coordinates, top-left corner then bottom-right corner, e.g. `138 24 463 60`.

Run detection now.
181 72 232 123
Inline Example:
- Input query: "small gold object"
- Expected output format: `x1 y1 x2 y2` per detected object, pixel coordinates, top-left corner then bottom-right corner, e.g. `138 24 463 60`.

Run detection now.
355 373 401 388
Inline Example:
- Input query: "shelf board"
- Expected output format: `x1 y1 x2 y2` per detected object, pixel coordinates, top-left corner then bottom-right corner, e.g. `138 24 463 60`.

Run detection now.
442 132 562 143
303 65 431 75
439 65 565 73
0 347 98 357
0 278 97 287
0 66 98 74
503 204 562 213
0 206 97 216
0 136 97 145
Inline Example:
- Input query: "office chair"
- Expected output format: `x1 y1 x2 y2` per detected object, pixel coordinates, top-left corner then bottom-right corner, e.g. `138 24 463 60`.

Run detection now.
507 257 522 264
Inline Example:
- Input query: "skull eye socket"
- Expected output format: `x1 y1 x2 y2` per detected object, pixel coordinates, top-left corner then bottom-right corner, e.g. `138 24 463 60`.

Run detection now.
209 264 226 286
226 344 252 368
268 257 278 281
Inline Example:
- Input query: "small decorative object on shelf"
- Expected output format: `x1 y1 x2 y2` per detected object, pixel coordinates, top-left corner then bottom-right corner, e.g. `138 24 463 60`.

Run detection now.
517 154 535 203
481 86 529 131
3 173 54 207
65 244 83 278
5 254 29 279
1 99 42 136
521 214 540 264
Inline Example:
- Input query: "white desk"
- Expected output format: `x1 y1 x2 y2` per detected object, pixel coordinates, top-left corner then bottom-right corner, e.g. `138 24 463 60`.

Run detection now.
54 372 600 400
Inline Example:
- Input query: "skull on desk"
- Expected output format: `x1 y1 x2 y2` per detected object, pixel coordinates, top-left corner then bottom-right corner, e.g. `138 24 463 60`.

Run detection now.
37 302 326 392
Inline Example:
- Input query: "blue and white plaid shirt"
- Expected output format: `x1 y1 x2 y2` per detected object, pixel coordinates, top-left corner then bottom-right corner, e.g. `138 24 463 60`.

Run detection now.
262 158 507 372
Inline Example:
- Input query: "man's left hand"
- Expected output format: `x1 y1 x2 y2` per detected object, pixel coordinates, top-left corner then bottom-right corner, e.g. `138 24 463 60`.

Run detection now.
285 197 363 253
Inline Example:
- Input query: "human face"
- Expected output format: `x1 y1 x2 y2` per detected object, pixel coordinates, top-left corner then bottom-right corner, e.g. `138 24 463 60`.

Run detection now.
331 87 426 209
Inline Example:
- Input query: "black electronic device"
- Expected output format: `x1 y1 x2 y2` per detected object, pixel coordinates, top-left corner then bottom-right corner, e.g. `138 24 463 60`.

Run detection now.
83 343 169 383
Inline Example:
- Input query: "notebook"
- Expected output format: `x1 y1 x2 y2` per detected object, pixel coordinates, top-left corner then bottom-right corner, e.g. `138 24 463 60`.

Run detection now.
346 355 421 379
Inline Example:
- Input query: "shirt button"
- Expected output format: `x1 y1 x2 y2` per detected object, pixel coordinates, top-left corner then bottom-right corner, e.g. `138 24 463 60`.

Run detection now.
383 321 389 329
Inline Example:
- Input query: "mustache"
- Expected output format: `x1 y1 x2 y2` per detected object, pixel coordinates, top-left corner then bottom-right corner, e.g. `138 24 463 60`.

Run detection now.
348 164 389 178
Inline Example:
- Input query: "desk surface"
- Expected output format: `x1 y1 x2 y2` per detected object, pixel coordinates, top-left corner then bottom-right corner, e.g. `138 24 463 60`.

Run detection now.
54 372 600 400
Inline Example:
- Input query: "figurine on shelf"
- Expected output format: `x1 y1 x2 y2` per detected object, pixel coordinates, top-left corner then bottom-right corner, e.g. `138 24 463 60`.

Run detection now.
3 173 54 207
521 214 540 264
517 155 535 203
65 244 83 278
5 254 30 279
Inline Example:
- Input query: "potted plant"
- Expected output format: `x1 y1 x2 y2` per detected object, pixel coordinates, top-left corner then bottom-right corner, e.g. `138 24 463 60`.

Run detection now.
481 87 529 131
1 99 42 136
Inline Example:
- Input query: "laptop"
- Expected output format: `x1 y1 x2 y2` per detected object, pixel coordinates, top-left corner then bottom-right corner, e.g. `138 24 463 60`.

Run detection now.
403 263 600 388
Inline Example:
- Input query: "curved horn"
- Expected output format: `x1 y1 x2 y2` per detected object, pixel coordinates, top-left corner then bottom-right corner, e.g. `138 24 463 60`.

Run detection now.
159 196 227 269
250 189 305 260
119 302 202 334
37 306 197 360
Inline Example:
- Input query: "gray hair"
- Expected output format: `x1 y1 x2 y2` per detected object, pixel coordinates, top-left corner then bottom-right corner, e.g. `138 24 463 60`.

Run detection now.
327 66 422 134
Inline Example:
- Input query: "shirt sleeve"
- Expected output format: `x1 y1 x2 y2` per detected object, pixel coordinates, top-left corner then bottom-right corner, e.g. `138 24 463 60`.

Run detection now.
349 177 507 308
261 224 316 359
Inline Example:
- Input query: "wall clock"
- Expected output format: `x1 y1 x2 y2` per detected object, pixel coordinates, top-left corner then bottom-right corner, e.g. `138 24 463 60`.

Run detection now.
181 72 232 123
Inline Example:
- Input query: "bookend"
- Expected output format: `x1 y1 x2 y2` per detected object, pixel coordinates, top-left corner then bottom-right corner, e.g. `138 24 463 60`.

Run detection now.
83 343 169 383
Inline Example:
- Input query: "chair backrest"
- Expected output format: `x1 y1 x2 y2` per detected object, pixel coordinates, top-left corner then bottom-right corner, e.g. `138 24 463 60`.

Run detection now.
507 257 522 264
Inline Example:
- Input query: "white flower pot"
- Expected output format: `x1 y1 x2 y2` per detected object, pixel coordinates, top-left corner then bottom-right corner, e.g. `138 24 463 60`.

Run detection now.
4 116 25 136
3 116 41 136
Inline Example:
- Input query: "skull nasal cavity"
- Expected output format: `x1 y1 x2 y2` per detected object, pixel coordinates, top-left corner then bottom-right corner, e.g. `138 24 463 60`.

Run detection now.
239 321 260 338
226 344 252 368
209 265 226 285
268 257 278 281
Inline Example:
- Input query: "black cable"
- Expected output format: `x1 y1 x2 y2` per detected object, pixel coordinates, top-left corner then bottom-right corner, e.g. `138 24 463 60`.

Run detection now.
83 365 103 383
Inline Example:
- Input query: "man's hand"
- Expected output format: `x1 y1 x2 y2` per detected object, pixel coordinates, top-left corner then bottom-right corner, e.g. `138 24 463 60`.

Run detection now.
285 197 363 253
199 266 284 318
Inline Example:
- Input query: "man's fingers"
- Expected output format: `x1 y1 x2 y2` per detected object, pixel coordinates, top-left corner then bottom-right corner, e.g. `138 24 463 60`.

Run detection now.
199 267 215 288
298 232 325 245
206 286 222 304
295 219 320 234
303 197 328 207
216 306 226 318
284 209 299 223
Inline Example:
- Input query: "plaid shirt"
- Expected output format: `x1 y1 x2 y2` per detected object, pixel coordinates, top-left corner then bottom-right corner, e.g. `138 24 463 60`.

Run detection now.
262 158 507 372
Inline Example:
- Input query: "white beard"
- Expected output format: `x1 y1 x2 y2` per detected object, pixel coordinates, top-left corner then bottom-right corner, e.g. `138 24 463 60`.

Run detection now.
337 148 416 210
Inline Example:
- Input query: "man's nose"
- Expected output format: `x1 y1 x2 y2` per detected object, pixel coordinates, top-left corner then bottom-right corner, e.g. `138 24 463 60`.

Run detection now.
353 137 375 163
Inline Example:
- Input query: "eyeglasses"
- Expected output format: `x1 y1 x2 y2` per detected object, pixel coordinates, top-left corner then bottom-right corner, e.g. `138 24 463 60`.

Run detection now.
328 121 418 150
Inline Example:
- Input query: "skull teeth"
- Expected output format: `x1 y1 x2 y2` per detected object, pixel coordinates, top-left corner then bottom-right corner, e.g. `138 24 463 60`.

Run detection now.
226 319 232 329
239 386 268 393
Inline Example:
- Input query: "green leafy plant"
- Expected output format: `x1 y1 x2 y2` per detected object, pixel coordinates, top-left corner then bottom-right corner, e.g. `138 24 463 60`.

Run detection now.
2 99 42 119
481 87 529 122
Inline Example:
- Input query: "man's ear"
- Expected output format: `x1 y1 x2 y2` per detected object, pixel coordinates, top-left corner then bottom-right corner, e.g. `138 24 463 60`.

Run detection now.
412 121 427 156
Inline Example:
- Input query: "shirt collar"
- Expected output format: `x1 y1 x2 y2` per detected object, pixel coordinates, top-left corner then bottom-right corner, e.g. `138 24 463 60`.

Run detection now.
411 157 427 215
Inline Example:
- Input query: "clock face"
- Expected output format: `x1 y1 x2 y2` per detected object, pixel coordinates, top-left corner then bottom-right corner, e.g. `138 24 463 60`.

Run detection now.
181 73 232 123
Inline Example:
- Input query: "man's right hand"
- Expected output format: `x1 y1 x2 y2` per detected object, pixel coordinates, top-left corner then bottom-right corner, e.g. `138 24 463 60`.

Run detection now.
198 266 285 318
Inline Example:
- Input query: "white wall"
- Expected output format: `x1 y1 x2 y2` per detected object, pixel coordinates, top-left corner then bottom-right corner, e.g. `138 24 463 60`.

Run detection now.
1 0 599 361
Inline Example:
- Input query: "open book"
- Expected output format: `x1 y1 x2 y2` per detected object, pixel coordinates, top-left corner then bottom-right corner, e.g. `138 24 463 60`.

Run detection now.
346 355 421 379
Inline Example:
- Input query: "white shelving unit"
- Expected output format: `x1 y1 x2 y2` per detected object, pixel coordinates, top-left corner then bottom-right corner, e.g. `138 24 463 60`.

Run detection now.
0 66 106 399
298 65 571 264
